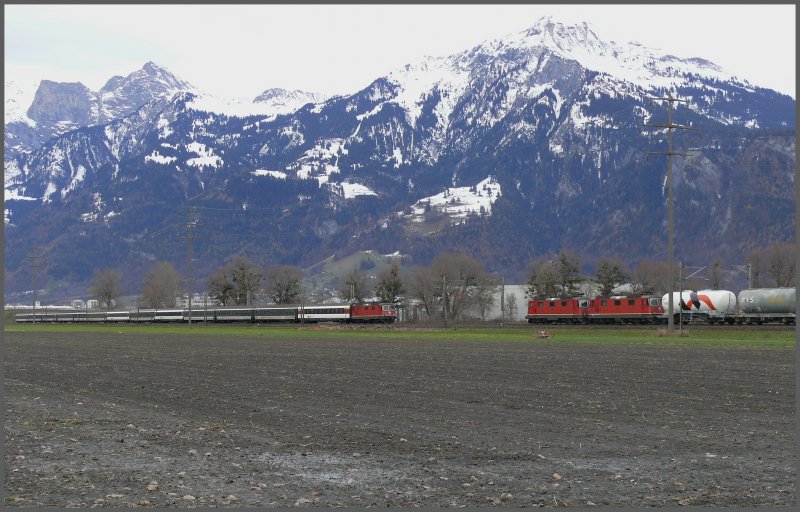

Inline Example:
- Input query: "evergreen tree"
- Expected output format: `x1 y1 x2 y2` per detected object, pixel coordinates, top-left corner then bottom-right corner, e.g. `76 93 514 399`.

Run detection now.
595 257 628 296
375 263 404 305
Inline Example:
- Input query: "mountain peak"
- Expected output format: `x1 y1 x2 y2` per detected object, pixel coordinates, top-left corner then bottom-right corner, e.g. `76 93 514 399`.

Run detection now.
253 88 322 104
99 61 192 95
519 16 603 52
142 60 164 73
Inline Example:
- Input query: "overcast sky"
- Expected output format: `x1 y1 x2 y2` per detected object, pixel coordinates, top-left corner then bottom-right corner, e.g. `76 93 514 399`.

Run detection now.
4 4 796 100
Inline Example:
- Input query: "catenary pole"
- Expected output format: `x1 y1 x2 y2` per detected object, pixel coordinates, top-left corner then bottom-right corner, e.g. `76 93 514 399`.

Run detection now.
643 94 698 332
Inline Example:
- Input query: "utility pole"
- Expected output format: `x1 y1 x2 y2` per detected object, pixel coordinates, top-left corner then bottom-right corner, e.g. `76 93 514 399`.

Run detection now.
500 276 505 327
183 208 199 327
442 275 447 329
678 262 682 332
643 94 698 333
27 249 45 323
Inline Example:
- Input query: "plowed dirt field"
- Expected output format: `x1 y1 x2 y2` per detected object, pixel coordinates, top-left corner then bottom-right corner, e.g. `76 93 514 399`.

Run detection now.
4 330 795 507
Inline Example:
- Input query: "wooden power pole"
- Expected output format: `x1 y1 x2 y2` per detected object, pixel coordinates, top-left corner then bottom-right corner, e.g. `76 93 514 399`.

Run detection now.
643 94 698 332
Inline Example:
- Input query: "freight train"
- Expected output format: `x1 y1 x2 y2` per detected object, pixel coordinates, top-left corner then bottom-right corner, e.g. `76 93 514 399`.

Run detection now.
525 288 795 325
15 303 397 324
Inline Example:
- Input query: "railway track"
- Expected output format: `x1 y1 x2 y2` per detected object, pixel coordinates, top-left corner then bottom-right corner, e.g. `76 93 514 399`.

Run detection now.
390 321 795 331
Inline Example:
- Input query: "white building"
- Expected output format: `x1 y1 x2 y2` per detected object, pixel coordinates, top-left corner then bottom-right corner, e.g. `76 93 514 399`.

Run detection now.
485 284 530 322
175 294 219 309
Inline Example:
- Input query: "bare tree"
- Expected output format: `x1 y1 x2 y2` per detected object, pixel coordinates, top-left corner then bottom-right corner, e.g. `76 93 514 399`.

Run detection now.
375 262 404 305
746 249 765 288
632 259 673 296
473 275 500 321
340 267 370 304
504 292 519 320
525 257 560 298
228 256 263 305
409 266 440 318
765 242 796 287
141 262 182 308
208 268 235 306
264 264 304 304
90 268 123 309
595 257 629 296
430 252 487 320
206 256 262 306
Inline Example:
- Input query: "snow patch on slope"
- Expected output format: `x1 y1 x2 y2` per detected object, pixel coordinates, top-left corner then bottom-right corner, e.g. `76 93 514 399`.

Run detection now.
185 142 223 169
289 139 347 185
145 150 178 165
331 181 378 199
386 56 471 128
402 176 502 222
4 79 38 126
187 89 325 120
252 169 287 179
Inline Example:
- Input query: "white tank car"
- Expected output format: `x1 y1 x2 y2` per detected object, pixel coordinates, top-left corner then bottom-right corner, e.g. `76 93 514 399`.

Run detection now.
661 290 737 316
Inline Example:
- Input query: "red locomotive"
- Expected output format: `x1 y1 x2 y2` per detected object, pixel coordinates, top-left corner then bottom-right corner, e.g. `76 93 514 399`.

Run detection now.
526 296 664 324
349 303 398 323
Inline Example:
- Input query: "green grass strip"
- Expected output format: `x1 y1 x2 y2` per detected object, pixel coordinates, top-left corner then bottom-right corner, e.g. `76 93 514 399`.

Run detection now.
5 323 795 347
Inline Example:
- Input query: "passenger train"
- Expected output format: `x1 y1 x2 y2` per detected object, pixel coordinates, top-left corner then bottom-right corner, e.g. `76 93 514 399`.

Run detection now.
15 303 397 324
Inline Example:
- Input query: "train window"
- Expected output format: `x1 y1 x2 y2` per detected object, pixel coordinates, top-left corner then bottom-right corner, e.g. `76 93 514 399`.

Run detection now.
578 299 588 308
601 300 607 306
628 299 635 305
614 299 621 306
538 301 543 307
549 302 555 307
561 301 567 307
649 298 660 307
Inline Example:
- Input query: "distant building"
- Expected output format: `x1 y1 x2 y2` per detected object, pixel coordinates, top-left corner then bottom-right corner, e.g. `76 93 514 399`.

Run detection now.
486 284 530 322
175 294 220 309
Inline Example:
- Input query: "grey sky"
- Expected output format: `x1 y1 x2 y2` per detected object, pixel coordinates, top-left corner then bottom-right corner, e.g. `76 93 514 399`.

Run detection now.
4 4 796 99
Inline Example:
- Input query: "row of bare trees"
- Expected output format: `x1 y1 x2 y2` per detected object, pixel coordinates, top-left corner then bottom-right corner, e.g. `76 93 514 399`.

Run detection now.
747 242 796 288
90 262 184 309
87 242 795 311
409 252 500 321
525 242 796 299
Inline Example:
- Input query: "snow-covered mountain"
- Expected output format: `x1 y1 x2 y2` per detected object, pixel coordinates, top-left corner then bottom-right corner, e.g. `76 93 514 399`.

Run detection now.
3 17 795 297
184 88 326 120
4 62 192 162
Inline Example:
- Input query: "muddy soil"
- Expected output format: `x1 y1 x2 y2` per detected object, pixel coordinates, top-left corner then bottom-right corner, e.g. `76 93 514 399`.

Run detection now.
4 331 795 507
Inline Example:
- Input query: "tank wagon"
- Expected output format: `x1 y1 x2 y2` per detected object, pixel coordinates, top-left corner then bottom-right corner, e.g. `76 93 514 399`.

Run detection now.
736 288 796 325
661 290 737 324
